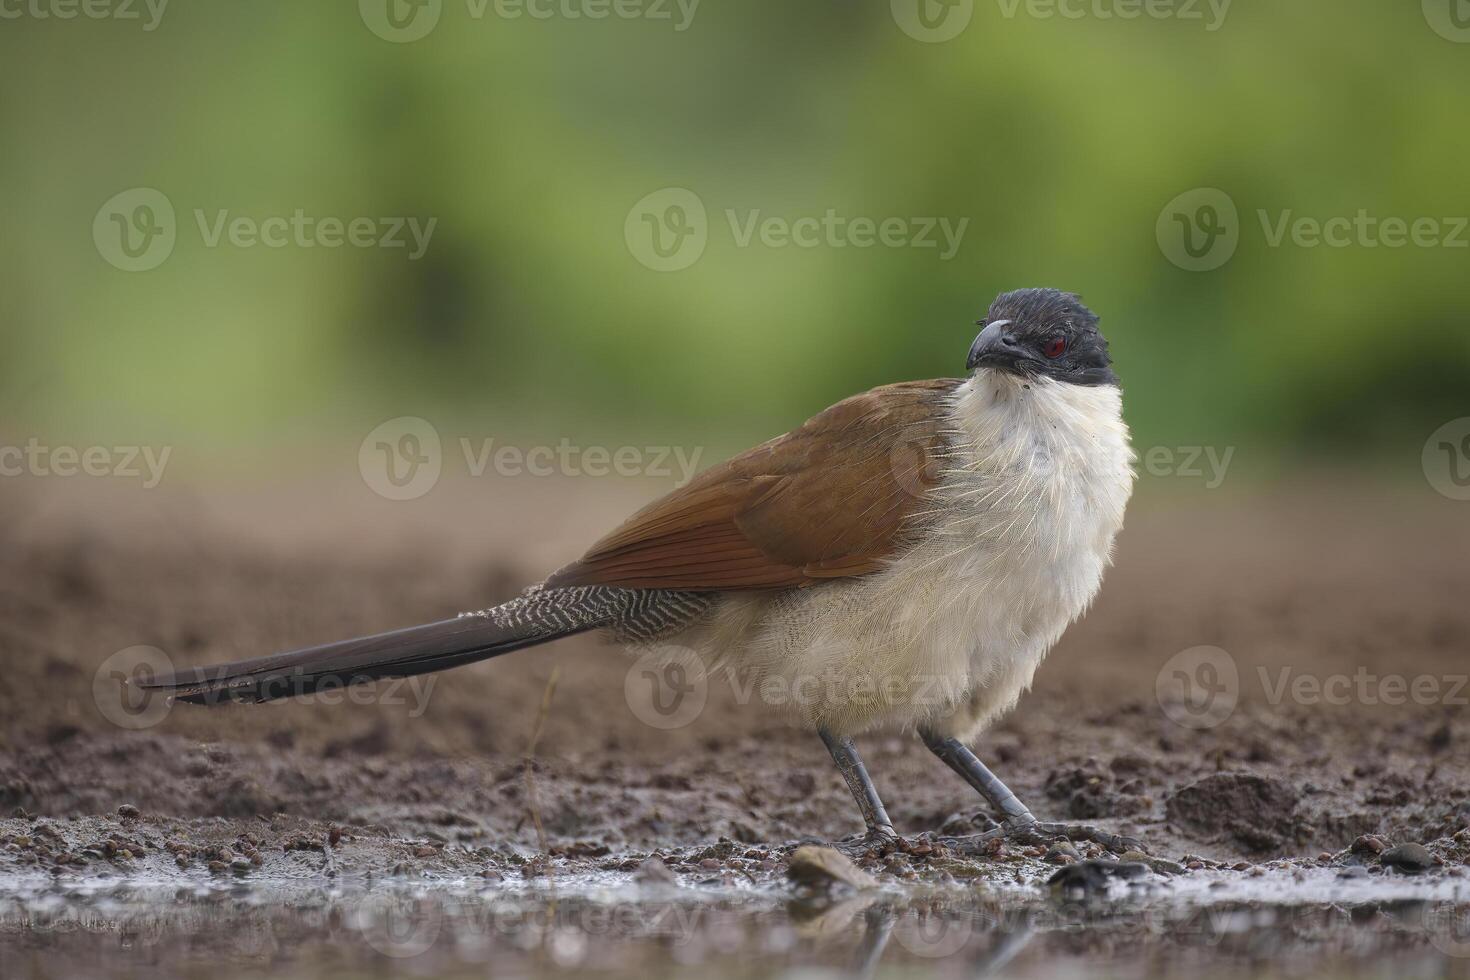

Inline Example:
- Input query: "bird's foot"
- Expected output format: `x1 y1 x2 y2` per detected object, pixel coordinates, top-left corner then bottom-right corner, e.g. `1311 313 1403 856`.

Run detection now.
938 817 1145 856
830 826 901 857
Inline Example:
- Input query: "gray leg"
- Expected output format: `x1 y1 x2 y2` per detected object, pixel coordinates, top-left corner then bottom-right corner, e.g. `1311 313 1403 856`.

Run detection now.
920 730 1035 826
920 729 1144 853
820 730 896 838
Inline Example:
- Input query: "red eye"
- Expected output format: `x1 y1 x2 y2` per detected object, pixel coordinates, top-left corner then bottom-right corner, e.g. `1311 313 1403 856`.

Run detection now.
1045 337 1066 359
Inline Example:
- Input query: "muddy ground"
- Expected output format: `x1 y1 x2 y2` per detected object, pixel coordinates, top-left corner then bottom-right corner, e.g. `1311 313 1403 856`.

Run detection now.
1 475 1468 978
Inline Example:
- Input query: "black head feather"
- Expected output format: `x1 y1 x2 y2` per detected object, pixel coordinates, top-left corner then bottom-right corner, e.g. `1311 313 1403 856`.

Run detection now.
966 288 1117 387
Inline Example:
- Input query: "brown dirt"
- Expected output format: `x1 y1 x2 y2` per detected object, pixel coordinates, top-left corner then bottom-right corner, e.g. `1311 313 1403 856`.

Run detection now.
1 476 1468 864
2 476 1469 977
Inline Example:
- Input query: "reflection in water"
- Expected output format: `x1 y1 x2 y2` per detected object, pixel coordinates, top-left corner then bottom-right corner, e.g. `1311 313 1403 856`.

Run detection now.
1 870 1468 979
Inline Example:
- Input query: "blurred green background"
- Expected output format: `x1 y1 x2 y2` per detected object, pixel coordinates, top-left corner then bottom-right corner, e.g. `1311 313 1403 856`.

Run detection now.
2 0 1467 482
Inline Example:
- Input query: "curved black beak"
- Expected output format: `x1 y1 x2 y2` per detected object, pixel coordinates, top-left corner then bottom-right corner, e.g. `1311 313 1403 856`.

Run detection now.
966 319 1016 371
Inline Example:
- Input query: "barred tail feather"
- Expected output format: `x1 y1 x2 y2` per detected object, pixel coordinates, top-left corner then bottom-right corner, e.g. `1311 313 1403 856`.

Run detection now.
139 586 638 706
139 584 717 707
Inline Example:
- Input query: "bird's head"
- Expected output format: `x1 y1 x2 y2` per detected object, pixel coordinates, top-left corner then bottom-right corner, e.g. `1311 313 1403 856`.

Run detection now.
966 288 1116 387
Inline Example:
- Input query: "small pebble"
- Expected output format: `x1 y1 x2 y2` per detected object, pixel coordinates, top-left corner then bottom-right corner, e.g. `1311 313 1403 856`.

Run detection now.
1381 843 1433 874
786 845 879 891
1351 835 1387 856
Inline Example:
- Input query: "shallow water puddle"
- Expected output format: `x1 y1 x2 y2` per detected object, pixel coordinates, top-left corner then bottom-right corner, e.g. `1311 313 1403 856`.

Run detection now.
3 867 1470 979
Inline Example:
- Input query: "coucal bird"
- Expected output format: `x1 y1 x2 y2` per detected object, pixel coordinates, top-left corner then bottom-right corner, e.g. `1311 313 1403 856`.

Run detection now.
142 288 1137 850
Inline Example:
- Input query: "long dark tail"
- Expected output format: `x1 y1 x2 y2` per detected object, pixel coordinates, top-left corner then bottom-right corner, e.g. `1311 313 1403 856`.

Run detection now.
138 586 640 706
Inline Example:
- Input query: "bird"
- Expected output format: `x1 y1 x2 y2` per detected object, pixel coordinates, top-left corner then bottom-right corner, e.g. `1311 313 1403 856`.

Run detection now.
140 287 1138 851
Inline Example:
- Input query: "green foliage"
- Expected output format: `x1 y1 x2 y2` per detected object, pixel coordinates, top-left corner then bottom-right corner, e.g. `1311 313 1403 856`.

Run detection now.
2 2 1466 464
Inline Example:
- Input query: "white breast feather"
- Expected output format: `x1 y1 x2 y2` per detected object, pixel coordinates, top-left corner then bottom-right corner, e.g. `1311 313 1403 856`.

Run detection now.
667 370 1135 741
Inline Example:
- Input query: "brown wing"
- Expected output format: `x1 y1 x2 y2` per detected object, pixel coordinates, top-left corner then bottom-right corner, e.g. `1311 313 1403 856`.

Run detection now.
544 379 961 591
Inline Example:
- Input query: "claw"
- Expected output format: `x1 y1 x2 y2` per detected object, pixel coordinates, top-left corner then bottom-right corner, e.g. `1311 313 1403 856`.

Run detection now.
936 820 1146 857
830 825 901 857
